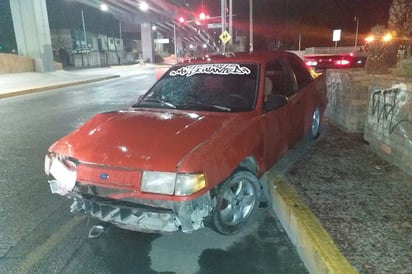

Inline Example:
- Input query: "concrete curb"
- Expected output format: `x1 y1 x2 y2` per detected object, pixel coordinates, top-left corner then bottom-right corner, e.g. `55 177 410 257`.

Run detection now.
0 75 119 99
270 177 358 274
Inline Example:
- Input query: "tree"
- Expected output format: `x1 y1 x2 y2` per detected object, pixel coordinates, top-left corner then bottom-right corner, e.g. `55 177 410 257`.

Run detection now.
388 0 412 58
388 0 412 38
388 0 412 77
365 25 396 73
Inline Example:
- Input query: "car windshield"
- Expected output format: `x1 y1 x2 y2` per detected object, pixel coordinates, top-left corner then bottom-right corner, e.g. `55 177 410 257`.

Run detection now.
135 63 259 112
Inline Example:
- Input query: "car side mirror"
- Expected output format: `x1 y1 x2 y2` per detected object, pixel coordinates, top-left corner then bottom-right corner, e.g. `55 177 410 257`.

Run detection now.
264 94 287 112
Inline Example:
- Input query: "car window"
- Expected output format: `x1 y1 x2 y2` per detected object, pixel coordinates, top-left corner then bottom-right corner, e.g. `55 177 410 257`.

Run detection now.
264 60 294 97
137 63 259 112
286 55 313 89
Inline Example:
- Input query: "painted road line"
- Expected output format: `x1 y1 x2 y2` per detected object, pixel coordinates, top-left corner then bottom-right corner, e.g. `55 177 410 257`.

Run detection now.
14 216 85 274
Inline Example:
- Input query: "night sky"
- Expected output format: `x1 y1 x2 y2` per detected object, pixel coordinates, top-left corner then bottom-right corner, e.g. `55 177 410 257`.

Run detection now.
46 0 120 38
189 0 393 48
0 0 394 51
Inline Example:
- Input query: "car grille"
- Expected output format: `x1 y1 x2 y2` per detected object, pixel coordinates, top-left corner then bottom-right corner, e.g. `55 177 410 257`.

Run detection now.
77 163 141 189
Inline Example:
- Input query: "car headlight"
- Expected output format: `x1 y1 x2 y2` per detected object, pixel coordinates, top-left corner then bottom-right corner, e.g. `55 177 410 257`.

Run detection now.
45 154 52 175
44 153 77 195
141 171 176 195
141 171 206 196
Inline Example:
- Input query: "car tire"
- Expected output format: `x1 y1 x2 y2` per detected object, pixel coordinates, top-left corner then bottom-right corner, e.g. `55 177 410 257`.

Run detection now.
306 106 321 140
213 170 261 235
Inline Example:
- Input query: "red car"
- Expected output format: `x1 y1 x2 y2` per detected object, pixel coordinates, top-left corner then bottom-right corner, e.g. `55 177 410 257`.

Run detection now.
44 51 327 235
304 52 367 71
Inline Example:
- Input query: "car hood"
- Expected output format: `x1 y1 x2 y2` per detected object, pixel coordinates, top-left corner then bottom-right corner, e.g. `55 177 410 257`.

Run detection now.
49 108 240 171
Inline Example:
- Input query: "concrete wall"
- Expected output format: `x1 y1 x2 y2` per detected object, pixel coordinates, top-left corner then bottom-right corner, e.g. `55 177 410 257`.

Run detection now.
325 69 371 133
0 53 62 74
325 69 412 175
0 53 34 73
364 76 412 175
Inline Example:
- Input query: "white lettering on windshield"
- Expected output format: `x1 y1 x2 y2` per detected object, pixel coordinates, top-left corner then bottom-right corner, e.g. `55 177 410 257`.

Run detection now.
169 64 251 77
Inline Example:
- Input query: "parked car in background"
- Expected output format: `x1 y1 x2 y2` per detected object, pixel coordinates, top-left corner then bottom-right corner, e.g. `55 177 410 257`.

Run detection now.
44 51 328 235
304 52 367 71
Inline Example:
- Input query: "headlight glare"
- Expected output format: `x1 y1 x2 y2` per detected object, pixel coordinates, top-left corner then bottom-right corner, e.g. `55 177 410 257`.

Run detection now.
141 171 176 195
175 173 206 196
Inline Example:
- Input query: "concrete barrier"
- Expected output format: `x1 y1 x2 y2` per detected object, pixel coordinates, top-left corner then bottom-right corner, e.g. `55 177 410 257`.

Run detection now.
0 53 63 74
0 53 34 73
325 68 412 176
364 75 412 176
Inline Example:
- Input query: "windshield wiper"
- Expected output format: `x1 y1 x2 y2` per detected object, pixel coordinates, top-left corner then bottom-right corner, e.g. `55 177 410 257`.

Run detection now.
138 98 177 109
187 101 231 112
209 104 231 111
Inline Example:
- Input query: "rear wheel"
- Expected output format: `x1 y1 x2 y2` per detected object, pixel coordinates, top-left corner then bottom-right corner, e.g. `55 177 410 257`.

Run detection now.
307 107 320 140
213 170 260 235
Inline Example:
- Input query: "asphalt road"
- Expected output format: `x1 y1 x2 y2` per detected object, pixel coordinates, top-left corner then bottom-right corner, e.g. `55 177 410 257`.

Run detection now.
0 69 307 274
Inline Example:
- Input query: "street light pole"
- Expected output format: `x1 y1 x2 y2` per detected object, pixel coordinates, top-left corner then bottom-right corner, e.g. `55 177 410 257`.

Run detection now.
221 0 226 52
229 0 233 45
81 9 89 66
119 20 122 40
249 0 253 52
354 17 359 50
174 23 178 64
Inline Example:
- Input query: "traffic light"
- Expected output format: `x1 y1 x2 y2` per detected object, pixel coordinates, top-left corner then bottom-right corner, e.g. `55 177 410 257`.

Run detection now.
178 16 185 23
198 12 207 20
198 11 209 20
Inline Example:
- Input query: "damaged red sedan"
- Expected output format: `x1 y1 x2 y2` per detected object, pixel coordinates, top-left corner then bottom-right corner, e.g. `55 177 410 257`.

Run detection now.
44 51 327 235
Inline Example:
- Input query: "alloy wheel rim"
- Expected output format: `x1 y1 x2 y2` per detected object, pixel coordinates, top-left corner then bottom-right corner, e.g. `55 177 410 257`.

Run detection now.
311 108 320 136
219 179 256 226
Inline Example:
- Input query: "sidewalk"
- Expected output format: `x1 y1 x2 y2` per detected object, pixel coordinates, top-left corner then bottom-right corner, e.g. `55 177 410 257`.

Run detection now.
0 69 117 98
1 68 410 274
269 121 412 274
0 64 169 98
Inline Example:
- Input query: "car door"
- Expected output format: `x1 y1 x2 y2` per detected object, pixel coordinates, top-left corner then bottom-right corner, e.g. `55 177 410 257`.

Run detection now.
286 54 319 139
279 58 304 147
261 60 293 167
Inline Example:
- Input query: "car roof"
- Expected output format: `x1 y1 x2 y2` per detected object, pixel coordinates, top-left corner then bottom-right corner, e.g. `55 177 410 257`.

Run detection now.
180 50 299 65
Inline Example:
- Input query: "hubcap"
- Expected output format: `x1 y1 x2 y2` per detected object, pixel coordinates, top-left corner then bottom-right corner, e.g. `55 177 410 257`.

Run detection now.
311 108 320 137
219 179 256 226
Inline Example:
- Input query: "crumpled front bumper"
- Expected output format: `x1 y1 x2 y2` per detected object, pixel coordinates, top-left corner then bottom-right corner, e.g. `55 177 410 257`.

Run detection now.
46 154 214 233
60 189 213 234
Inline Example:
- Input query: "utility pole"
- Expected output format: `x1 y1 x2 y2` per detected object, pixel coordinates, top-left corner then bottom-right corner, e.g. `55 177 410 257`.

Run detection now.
221 0 226 52
81 9 89 66
249 0 253 52
229 0 233 45
174 23 177 64
354 17 359 50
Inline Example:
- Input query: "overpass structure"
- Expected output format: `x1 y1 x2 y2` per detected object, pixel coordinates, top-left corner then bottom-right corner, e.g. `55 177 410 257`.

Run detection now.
10 0 218 72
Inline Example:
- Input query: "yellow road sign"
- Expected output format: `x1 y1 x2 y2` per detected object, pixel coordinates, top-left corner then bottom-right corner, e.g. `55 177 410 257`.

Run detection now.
219 31 231 44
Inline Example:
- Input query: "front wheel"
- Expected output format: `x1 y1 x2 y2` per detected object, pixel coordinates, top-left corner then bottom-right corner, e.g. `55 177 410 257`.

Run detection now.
213 170 260 235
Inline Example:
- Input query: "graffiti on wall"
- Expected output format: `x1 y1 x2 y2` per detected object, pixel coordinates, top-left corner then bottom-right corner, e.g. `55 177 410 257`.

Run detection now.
369 83 412 137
